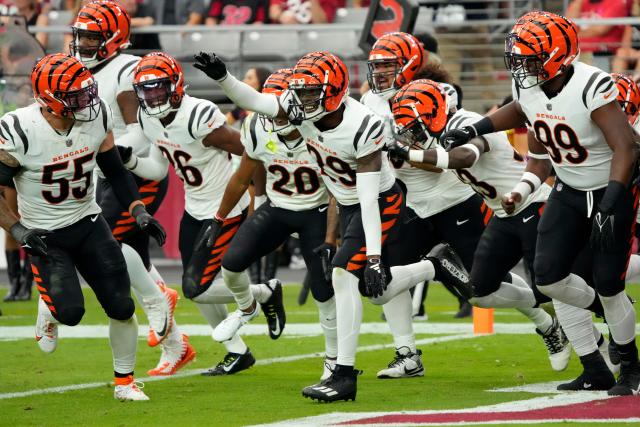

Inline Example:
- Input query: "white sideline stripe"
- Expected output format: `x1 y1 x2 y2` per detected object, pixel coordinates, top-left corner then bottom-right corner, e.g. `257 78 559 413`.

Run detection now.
3 322 638 340
0 333 477 400
490 381 568 394
252 391 619 427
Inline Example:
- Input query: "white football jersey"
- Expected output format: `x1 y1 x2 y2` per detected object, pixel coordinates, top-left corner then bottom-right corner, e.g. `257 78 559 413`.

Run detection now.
0 102 112 230
297 97 396 206
139 95 249 220
444 109 550 217
242 113 328 211
361 90 474 218
514 61 617 191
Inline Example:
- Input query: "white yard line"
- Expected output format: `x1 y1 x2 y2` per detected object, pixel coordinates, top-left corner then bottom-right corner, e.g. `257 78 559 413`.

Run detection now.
0 333 477 400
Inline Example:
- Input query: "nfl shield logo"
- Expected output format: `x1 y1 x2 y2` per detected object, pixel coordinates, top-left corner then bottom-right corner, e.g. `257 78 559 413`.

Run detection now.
65 139 72 147
546 104 552 111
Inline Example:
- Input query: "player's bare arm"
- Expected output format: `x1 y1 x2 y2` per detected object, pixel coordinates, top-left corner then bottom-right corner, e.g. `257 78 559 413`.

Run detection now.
405 137 488 170
216 152 260 219
325 196 339 246
202 124 245 155
252 161 267 200
0 150 20 230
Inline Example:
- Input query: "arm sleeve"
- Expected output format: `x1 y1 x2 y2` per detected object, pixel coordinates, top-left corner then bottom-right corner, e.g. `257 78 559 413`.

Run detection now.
357 171 382 256
115 123 153 157
96 146 141 210
218 72 280 118
129 144 170 181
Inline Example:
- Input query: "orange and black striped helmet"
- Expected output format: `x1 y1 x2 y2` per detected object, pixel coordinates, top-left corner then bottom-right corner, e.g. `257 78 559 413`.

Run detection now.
612 73 640 126
504 11 579 89
133 52 185 118
288 51 349 122
390 79 448 149
260 68 296 135
32 53 100 122
71 0 131 69
367 32 424 97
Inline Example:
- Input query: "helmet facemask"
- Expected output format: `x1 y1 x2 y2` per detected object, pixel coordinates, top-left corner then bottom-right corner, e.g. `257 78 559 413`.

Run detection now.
134 78 178 119
70 28 109 69
367 58 401 100
259 114 294 136
393 104 440 150
51 81 100 122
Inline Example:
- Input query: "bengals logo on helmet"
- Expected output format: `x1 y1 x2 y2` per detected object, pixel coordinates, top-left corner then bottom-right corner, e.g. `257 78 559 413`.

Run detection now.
288 51 349 122
504 11 579 89
612 73 640 126
71 0 131 69
32 53 101 122
367 32 425 97
390 79 448 149
133 52 185 119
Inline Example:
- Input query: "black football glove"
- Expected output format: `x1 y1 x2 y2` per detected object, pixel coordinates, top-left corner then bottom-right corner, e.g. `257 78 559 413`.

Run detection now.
387 141 410 163
194 216 224 252
193 52 228 81
439 125 477 151
116 145 132 164
363 257 388 298
590 210 616 252
313 242 336 283
10 222 50 257
131 204 166 246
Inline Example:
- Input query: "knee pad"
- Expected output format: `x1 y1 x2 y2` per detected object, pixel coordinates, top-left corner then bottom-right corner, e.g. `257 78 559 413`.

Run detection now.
469 295 492 309
105 297 135 320
536 277 568 300
55 306 85 326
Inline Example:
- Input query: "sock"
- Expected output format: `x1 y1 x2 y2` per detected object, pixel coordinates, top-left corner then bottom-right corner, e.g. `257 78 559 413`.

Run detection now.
122 243 161 300
195 302 248 354
161 319 184 352
371 260 435 305
382 291 416 352
315 296 338 359
192 279 270 304
221 267 254 310
110 314 138 375
593 324 603 345
148 264 166 288
471 273 537 309
411 281 425 316
334 267 362 367
616 339 639 364
518 306 554 332
553 299 597 357
600 291 637 346
579 349 609 372
537 274 596 309
625 254 640 282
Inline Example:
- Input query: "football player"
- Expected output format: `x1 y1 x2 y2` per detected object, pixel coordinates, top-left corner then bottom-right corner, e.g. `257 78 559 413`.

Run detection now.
54 0 194 376
441 11 640 395
2 53 165 400
127 52 284 375
193 50 470 402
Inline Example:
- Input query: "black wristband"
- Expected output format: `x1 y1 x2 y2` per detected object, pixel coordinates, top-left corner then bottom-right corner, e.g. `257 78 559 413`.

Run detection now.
599 180 627 214
9 221 25 240
472 117 495 137
131 204 146 218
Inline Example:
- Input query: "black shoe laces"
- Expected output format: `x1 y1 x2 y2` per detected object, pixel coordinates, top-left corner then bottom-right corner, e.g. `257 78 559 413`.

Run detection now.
542 328 564 354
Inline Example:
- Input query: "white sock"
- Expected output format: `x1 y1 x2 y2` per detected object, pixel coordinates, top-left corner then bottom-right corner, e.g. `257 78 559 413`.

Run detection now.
537 274 596 308
371 260 435 305
161 319 183 352
192 279 270 304
122 243 161 300
626 254 640 282
315 297 338 359
195 302 248 354
110 314 138 375
221 267 254 310
593 324 603 344
334 267 362 367
148 264 166 288
553 299 597 357
518 307 554 332
471 273 537 309
382 291 416 352
600 291 637 345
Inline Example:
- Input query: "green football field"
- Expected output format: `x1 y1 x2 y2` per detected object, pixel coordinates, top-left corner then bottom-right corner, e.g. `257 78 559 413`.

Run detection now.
1 283 640 427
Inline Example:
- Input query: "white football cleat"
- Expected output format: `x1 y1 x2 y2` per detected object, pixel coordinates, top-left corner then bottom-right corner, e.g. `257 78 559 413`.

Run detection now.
536 317 572 372
377 347 424 379
212 303 260 342
148 334 196 376
142 293 172 347
114 377 149 401
321 356 337 381
35 296 58 354
599 335 620 375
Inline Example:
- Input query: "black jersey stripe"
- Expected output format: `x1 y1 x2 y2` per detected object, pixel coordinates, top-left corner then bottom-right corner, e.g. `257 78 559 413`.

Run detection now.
8 114 27 154
117 59 139 86
137 108 144 130
353 114 373 151
582 71 601 109
447 114 467 131
196 105 213 128
249 113 259 152
0 120 13 143
187 103 202 140
100 100 108 132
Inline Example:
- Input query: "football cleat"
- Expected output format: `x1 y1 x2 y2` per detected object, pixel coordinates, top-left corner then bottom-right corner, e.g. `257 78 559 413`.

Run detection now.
147 334 196 376
212 303 260 342
146 286 178 347
143 292 173 347
608 361 640 396
201 349 256 376
377 347 424 379
557 357 615 392
262 279 286 340
598 335 620 376
35 296 58 354
302 365 360 402
454 301 472 319
536 317 571 372
114 376 149 401
425 243 471 300
321 356 337 381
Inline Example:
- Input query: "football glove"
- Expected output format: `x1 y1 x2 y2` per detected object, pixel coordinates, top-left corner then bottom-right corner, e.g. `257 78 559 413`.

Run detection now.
10 222 50 257
439 125 477 151
313 242 336 283
363 257 388 298
116 145 132 164
387 141 410 163
131 204 166 246
195 216 224 251
193 52 228 81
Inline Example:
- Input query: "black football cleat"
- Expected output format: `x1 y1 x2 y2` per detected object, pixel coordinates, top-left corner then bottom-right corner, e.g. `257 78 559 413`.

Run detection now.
425 243 471 300
302 365 360 402
201 349 255 376
263 279 286 340
608 361 640 396
557 367 615 391
454 301 472 318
